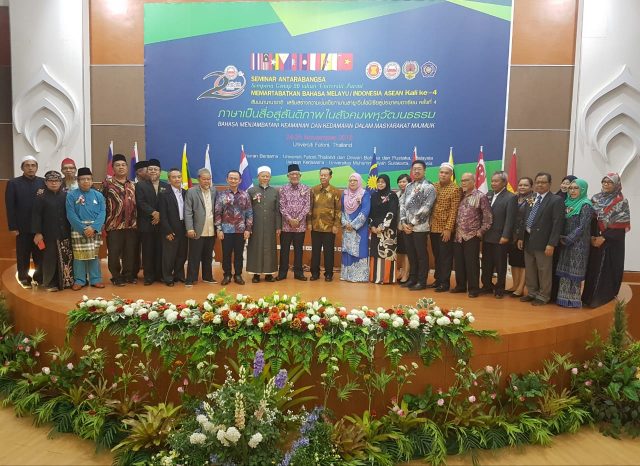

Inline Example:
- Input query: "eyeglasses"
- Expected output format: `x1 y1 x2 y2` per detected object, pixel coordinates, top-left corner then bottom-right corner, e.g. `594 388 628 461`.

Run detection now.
601 180 614 185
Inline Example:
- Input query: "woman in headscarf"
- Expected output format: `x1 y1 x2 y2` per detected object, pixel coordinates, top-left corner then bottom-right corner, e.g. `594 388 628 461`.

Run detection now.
555 175 577 200
340 173 371 282
555 179 593 307
368 174 399 284
507 177 534 297
551 173 579 300
582 173 631 308
395 173 411 283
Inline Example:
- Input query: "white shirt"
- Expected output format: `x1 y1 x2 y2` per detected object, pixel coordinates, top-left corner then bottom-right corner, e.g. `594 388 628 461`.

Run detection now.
172 186 184 220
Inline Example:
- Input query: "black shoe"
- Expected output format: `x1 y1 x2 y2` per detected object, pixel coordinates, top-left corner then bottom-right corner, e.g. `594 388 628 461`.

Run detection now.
495 292 504 299
165 281 174 287
203 278 218 284
144 280 154 286
112 280 125 287
19 279 32 288
426 282 438 289
510 292 523 298
450 288 467 294
264 275 274 282
184 281 194 288
221 276 232 285
468 291 479 298
325 276 333 282
409 283 427 291
435 286 449 293
401 280 416 288
174 278 185 283
252 275 261 283
276 275 286 281
126 278 138 285
478 287 493 295
531 299 546 306
310 275 320 281
234 275 245 285
520 295 535 302
294 275 308 281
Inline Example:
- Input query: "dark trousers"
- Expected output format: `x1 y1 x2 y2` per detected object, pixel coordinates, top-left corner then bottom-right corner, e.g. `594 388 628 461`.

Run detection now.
141 231 163 282
16 232 42 283
106 229 137 283
187 236 215 282
481 242 509 293
311 231 335 278
430 232 453 288
405 231 429 285
454 237 481 293
162 233 187 283
222 233 245 277
279 231 305 278
133 231 141 278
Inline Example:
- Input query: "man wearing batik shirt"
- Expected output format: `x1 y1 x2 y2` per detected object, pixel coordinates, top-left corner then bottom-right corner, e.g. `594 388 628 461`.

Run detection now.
215 170 253 285
452 172 493 298
430 162 461 292
399 160 436 291
309 167 341 282
102 153 137 286
277 164 311 281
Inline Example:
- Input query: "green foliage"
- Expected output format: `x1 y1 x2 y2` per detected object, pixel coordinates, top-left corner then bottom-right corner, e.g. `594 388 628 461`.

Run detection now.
112 403 182 453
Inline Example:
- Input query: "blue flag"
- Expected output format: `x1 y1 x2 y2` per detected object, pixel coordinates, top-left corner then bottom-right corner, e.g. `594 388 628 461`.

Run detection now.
239 146 253 191
365 149 378 191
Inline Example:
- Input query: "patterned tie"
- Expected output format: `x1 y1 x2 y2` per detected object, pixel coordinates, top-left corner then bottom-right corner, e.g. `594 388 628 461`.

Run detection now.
526 195 542 231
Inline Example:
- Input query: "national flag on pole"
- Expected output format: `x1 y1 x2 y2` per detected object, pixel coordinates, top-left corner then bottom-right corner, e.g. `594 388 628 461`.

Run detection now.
106 140 114 178
448 146 457 184
239 145 253 191
507 148 518 193
204 144 211 173
130 141 138 180
181 143 192 189
410 146 417 181
475 145 488 194
366 147 378 191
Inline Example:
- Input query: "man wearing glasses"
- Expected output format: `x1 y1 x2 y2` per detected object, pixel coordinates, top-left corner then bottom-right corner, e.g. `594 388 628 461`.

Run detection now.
517 172 565 306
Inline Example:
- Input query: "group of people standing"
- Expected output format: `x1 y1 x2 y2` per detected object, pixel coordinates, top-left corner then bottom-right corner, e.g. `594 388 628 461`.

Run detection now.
5 155 630 309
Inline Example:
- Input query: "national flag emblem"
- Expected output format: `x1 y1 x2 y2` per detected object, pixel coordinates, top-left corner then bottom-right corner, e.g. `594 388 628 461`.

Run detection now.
366 148 378 191
239 145 253 191
181 143 192 189
106 140 114 178
130 141 138 180
507 148 518 193
448 147 457 184
338 53 353 71
475 146 488 194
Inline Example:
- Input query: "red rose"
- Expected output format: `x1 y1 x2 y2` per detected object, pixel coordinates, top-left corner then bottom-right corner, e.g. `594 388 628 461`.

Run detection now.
140 314 149 321
262 322 273 333
116 306 124 313
252 317 259 325
355 317 363 326
380 321 388 328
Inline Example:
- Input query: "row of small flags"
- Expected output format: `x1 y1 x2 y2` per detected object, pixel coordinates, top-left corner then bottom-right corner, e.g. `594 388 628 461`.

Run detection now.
107 141 519 193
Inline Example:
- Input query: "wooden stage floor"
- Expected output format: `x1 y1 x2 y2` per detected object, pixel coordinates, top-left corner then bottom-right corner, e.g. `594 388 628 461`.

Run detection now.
1 262 618 378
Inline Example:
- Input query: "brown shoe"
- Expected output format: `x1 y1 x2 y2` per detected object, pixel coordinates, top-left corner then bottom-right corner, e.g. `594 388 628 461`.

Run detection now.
91 282 105 289
71 283 83 291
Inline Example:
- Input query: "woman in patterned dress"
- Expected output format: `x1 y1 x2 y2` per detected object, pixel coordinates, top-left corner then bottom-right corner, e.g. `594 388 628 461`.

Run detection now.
368 174 399 284
340 173 371 282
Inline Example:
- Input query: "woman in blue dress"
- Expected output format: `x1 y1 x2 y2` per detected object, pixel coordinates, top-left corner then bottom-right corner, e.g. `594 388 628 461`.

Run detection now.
556 179 593 308
340 173 371 282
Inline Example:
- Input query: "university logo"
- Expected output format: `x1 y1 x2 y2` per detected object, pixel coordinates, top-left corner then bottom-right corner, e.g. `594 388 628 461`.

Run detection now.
402 61 419 80
383 61 400 80
365 61 382 80
421 61 438 78
197 65 246 100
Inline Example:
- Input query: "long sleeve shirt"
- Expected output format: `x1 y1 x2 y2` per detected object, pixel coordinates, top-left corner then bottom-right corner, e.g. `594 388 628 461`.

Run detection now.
65 188 106 234
102 178 137 231
214 189 253 234
279 182 311 232
309 184 341 232
430 182 461 234
5 175 46 232
399 178 436 232
455 189 493 242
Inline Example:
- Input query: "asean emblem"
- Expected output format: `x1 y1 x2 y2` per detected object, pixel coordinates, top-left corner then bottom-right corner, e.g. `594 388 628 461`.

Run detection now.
365 61 382 80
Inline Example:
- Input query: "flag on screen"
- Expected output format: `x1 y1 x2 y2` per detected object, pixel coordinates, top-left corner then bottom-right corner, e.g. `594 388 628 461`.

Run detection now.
130 141 138 180
366 148 378 192
475 145 488 194
204 144 211 173
507 148 518 193
106 140 114 178
337 53 353 71
181 143 192 189
239 145 253 191
448 146 456 184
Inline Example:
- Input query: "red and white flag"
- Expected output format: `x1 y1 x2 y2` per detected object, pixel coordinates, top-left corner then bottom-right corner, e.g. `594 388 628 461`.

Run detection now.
475 145 488 194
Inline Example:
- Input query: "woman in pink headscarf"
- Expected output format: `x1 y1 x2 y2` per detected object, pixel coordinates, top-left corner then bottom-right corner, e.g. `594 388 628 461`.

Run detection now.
340 173 371 282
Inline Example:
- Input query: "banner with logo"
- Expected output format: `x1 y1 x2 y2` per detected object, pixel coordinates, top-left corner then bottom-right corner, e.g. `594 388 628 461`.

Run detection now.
144 1 512 186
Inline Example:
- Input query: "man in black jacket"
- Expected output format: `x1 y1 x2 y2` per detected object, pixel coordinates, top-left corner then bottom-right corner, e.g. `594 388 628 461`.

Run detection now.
159 168 188 286
135 159 169 285
5 155 46 287
517 172 565 306
481 171 516 298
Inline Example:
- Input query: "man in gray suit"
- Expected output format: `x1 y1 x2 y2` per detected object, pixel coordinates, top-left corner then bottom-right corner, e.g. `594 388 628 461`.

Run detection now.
481 171 516 298
517 172 565 306
184 168 217 286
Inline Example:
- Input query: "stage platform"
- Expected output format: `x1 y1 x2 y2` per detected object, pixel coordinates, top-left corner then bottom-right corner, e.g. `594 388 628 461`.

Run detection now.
1 262 618 381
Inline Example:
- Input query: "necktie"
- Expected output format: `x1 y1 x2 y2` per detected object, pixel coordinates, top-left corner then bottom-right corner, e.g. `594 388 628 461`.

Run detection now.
526 195 542 231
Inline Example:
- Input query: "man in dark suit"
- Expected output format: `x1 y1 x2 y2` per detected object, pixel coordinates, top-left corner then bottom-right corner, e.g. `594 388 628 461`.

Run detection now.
159 168 187 286
517 172 565 306
135 159 169 285
481 171 517 298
